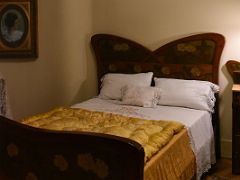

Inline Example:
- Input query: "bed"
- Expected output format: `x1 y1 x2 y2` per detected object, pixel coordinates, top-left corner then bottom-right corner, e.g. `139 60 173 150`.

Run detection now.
0 32 225 180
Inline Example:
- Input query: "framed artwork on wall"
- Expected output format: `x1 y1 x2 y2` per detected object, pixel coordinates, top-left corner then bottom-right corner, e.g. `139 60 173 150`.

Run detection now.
0 0 38 58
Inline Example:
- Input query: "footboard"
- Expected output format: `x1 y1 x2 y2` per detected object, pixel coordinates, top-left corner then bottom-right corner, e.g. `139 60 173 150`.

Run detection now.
0 116 144 180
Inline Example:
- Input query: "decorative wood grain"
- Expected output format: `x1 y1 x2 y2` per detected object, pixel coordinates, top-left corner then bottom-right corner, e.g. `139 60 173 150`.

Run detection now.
91 33 225 88
0 116 144 180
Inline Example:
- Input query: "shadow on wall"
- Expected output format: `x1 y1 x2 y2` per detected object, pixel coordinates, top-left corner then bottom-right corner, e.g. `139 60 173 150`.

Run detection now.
69 34 98 106
70 80 92 106
220 64 233 140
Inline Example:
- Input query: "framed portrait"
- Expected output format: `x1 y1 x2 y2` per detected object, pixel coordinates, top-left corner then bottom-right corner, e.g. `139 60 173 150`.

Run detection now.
0 0 38 58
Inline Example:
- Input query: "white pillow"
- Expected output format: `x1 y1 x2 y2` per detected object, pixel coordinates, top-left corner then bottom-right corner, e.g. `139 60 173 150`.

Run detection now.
99 72 153 100
154 78 219 112
121 85 161 108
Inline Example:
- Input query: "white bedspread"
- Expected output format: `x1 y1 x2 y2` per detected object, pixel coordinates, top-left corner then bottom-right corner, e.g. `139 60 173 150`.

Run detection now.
72 97 216 179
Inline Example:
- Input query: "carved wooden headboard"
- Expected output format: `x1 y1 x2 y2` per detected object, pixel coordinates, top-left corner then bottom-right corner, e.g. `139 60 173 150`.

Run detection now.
91 33 225 88
91 32 225 159
226 60 240 83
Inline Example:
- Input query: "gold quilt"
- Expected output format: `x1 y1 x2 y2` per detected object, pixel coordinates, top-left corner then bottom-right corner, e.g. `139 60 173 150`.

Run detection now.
21 107 184 162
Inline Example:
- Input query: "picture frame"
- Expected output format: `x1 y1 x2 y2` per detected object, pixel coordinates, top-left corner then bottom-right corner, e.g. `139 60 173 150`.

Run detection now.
0 0 38 58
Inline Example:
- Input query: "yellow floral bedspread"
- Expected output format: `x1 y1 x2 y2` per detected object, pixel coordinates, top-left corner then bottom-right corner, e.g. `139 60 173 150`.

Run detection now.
21 107 184 162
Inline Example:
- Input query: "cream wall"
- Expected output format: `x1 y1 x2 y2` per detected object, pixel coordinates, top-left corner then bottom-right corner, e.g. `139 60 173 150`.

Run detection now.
92 0 240 157
0 0 239 158
0 0 97 119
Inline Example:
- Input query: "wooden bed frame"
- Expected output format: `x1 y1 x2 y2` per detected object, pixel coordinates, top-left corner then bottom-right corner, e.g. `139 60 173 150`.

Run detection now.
91 32 225 159
0 33 225 180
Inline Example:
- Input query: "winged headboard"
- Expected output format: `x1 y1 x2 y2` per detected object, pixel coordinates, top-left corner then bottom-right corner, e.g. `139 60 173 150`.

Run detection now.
91 33 225 88
91 33 225 159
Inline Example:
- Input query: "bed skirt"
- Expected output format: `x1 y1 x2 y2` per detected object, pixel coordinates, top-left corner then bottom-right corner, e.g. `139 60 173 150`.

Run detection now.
144 129 196 180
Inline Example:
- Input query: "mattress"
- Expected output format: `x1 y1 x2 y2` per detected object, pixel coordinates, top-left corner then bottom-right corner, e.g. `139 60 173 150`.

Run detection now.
72 97 215 179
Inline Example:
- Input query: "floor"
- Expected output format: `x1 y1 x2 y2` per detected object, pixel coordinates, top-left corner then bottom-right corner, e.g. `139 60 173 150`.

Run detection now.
203 158 240 180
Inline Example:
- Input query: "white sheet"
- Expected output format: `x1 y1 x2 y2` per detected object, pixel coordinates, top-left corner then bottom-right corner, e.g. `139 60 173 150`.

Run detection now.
72 97 216 180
